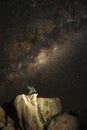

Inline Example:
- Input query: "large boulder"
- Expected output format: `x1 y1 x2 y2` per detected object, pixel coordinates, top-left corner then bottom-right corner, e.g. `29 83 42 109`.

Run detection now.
14 94 44 130
48 113 79 130
14 94 62 130
0 106 5 128
37 97 62 124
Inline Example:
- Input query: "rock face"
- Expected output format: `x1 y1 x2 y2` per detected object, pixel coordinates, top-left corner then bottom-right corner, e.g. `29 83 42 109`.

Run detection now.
14 94 62 130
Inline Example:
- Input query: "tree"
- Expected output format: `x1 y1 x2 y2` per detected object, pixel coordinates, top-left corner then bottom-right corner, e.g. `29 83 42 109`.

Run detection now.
27 86 37 95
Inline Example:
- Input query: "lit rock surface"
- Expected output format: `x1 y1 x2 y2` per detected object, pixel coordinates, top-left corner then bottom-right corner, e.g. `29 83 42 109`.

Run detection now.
48 113 79 130
14 94 43 130
14 94 62 130
37 97 62 124
0 106 5 128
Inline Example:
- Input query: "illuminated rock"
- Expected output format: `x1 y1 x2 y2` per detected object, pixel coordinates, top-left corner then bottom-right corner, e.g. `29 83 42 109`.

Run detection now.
14 94 43 130
37 97 62 124
48 113 79 130
14 94 62 130
0 106 5 128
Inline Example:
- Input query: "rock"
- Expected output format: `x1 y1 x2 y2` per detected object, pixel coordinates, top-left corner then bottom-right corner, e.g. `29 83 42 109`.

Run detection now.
6 116 14 127
14 94 43 130
48 113 79 130
0 106 5 128
14 94 62 130
1 126 15 130
37 97 62 124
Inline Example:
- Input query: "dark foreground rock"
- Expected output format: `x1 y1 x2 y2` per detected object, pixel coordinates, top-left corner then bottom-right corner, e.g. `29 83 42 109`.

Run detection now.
48 113 79 130
0 107 5 128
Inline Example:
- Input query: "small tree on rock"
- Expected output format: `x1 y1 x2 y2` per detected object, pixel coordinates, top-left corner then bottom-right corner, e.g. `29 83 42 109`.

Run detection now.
27 86 37 95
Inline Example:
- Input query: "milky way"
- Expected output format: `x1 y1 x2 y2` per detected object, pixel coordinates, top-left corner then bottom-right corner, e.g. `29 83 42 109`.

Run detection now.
0 1 87 119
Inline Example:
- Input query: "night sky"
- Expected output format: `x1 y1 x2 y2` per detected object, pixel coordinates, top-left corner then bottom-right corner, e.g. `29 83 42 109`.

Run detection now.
0 0 87 127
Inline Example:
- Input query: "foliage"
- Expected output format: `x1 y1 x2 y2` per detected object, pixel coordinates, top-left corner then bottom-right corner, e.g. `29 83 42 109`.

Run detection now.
27 86 37 95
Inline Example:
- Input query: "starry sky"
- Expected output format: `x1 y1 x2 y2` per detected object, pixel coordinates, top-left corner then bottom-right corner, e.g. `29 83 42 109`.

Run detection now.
0 0 87 123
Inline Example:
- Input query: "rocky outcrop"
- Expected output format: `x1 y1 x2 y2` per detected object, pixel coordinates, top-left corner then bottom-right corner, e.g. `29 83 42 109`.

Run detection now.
0 94 79 130
14 94 62 130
